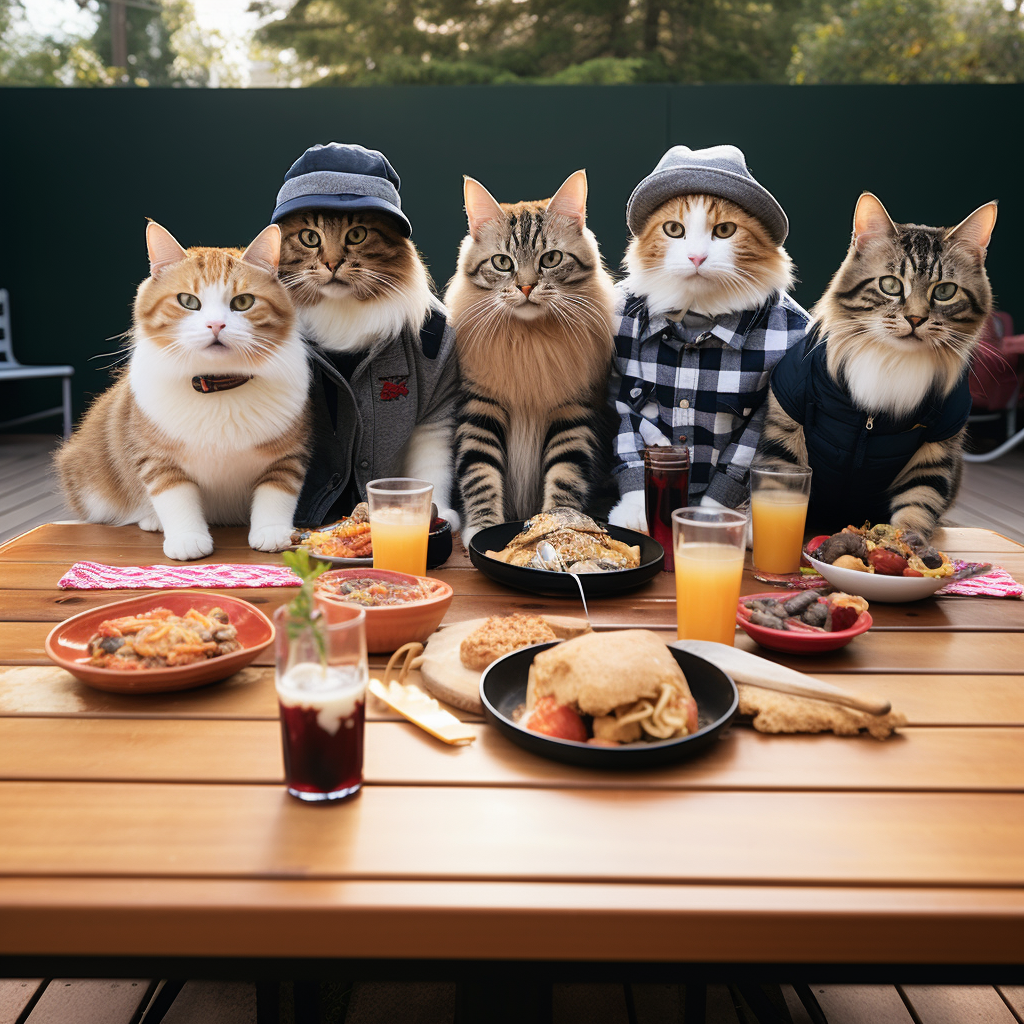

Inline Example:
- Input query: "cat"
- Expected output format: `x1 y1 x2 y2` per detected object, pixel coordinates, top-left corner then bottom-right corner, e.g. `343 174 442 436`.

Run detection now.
275 207 459 526
445 170 617 546
607 187 808 532
56 222 311 561
756 192 998 537
623 194 795 320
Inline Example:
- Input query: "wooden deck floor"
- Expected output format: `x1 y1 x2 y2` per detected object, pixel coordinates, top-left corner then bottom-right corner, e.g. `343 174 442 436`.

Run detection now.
3 433 1022 547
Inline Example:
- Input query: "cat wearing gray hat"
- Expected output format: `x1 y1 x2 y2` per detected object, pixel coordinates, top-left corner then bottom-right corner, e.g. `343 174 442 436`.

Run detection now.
607 144 811 531
272 142 459 528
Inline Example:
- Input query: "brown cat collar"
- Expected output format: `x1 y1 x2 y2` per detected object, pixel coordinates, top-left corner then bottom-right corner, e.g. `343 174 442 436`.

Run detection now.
191 375 254 394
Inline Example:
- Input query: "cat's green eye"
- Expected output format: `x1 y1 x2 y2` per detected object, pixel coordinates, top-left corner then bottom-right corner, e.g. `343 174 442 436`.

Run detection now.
230 293 255 312
932 282 958 302
491 254 514 272
540 250 563 269
298 229 321 248
177 293 201 310
345 226 367 245
663 221 684 238
713 222 737 239
878 276 902 296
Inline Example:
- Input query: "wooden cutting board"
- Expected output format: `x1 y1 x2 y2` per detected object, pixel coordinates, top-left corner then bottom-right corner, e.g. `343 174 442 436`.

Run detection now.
417 615 591 714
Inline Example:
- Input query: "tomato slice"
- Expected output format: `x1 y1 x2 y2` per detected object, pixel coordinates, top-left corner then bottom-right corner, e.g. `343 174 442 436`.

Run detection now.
526 696 588 743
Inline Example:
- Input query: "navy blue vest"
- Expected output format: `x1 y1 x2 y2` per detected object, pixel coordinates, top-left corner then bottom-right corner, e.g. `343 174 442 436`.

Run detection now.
770 333 972 530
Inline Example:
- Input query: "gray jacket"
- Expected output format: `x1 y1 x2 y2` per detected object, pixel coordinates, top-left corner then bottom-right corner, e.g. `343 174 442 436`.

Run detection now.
294 301 458 526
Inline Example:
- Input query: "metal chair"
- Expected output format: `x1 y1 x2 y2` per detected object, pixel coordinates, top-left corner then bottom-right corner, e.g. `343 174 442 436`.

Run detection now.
0 287 74 439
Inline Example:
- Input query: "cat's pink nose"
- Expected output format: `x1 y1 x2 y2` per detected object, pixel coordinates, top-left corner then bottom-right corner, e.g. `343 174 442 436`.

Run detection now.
519 284 533 297
207 321 226 338
906 315 928 329
689 255 707 267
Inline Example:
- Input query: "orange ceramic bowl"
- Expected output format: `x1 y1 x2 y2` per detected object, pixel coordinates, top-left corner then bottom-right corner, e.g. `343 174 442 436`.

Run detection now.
315 568 453 653
44 590 275 693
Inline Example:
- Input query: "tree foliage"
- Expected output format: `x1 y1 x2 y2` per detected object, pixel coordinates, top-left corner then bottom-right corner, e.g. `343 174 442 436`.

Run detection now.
790 0 1024 83
0 0 239 87
251 0 1023 85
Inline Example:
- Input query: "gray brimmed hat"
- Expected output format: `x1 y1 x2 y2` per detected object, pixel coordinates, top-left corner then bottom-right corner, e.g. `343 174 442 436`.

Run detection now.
272 142 412 237
626 144 788 244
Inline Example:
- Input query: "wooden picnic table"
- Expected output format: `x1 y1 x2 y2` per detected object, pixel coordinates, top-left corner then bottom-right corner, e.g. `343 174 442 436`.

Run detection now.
0 522 1022 984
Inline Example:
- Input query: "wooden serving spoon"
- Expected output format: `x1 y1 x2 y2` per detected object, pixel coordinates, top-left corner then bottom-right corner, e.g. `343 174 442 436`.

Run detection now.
671 639 892 716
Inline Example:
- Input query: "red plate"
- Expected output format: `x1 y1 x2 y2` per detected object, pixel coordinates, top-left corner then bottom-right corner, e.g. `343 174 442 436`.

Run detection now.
736 590 872 654
45 590 275 693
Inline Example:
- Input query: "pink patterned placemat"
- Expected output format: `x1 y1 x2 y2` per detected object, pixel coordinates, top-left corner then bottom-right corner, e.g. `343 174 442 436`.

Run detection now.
936 561 1023 599
58 561 301 590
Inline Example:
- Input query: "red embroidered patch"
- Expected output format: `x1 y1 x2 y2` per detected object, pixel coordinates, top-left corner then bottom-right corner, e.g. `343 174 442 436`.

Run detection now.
379 380 409 401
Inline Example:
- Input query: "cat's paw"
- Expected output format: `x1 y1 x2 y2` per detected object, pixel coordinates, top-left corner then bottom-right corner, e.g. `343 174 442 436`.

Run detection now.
137 513 161 533
608 492 648 533
249 523 295 553
163 531 214 561
459 524 480 550
438 507 461 532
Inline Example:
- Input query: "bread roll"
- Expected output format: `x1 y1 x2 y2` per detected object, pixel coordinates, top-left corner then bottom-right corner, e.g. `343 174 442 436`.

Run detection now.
527 629 691 717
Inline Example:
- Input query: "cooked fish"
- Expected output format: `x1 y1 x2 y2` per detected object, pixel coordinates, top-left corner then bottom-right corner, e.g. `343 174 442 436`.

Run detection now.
486 507 642 571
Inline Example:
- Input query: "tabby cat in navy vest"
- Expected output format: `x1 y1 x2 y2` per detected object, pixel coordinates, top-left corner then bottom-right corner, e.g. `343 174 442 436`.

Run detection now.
757 192 997 538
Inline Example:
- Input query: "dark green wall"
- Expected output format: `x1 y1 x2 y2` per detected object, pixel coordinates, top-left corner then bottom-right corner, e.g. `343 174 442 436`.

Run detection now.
1 83 1020 432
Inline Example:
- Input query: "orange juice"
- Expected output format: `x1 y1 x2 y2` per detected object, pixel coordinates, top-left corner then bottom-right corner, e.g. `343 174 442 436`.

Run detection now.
370 509 429 575
675 542 745 645
751 489 809 573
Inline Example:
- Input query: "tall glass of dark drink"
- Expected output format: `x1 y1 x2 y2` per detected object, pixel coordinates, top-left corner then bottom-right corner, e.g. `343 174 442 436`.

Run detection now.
274 602 368 802
644 444 690 572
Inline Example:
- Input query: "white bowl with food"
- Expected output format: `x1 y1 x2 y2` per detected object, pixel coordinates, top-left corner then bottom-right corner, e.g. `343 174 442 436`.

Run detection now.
805 525 951 603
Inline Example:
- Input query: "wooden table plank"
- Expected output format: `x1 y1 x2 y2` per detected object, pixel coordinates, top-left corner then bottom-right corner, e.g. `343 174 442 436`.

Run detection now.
4 617 1024 671
0 666 481 723
23 981 152 1024
3 666 1020 727
3 522 1019 559
2 718 1022 794
0 981 44 1024
2 782 1023 887
2 582 1022 634
1 878 1022 964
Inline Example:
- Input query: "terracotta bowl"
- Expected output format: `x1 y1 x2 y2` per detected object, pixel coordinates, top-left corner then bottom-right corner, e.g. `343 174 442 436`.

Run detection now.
736 590 872 654
45 590 275 693
315 568 453 653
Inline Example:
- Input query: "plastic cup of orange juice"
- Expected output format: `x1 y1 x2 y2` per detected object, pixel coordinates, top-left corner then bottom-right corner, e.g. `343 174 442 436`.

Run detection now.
749 465 813 574
672 507 748 646
366 478 433 576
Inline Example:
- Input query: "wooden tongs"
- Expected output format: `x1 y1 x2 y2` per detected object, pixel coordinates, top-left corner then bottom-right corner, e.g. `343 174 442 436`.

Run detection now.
671 639 891 716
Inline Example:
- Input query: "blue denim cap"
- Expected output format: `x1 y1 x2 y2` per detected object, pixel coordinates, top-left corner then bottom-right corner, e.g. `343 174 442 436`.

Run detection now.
272 142 412 237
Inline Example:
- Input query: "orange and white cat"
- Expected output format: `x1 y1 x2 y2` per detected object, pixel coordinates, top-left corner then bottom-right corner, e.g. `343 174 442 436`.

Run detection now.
56 222 311 561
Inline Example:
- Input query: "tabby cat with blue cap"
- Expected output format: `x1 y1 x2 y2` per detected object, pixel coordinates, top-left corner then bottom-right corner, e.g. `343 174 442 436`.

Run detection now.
272 143 459 528
756 193 998 537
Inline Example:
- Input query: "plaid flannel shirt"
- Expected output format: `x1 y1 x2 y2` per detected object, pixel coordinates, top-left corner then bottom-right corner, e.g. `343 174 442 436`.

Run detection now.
610 283 809 507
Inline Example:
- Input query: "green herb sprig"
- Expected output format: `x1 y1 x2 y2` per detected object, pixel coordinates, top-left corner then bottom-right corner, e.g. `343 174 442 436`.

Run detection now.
281 548 331 665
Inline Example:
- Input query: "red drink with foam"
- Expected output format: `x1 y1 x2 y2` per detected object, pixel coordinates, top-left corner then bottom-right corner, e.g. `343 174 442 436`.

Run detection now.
276 663 367 802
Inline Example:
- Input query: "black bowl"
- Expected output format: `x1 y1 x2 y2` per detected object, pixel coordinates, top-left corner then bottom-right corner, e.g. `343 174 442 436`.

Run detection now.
468 521 664 598
427 518 453 569
480 642 737 769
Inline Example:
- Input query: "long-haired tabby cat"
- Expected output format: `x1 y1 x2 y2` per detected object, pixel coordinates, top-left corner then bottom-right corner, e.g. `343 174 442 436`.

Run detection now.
757 192 997 536
624 194 794 319
56 222 311 561
445 170 616 545
608 181 808 532
275 205 458 525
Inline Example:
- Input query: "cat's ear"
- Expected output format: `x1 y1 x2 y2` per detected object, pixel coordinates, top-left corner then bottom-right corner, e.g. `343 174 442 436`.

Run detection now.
146 221 187 277
546 169 588 228
944 201 998 253
852 193 897 251
242 224 282 274
464 177 505 239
